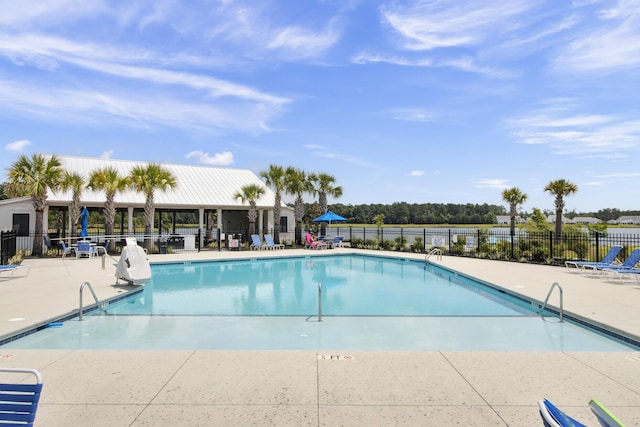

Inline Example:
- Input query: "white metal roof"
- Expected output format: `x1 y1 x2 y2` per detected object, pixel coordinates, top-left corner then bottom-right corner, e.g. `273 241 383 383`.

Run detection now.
48 155 278 210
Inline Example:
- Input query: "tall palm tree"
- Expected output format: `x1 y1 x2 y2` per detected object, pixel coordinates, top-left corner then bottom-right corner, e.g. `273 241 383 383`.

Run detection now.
87 167 130 249
260 165 287 244
544 179 578 243
129 163 177 252
501 187 527 236
285 167 313 245
60 172 85 238
234 183 265 236
310 172 343 236
7 154 64 256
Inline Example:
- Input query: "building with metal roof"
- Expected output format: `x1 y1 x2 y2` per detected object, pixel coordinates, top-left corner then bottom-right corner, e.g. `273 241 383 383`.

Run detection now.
1 155 294 251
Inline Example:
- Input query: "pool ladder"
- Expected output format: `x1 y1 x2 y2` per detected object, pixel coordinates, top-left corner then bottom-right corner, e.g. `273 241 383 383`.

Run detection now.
79 281 107 321
538 282 564 322
425 248 442 262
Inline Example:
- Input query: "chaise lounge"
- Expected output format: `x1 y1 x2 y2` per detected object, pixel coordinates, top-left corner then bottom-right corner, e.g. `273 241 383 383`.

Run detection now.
565 245 622 270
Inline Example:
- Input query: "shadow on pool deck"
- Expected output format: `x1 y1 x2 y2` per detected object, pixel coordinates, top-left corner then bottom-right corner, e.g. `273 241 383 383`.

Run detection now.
1 249 639 426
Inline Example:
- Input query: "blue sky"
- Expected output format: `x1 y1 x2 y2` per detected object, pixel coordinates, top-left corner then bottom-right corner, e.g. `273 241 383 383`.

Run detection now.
1 0 639 214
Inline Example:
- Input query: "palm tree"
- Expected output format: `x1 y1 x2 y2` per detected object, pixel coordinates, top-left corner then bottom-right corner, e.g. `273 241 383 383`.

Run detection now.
87 167 130 249
234 183 265 236
260 165 287 244
544 179 578 243
310 172 343 236
129 163 177 252
501 187 527 236
60 172 85 238
285 167 314 245
7 154 64 256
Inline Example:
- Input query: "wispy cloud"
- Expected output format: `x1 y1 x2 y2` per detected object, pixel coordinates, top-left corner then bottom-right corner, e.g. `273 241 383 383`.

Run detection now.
266 17 342 59
6 139 31 152
381 1 535 50
473 178 510 189
305 146 373 168
508 101 640 158
387 108 435 122
408 170 425 176
185 150 234 166
554 0 640 73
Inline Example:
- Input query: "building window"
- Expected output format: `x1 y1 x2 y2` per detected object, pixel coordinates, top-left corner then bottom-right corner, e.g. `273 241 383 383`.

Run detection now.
13 213 29 236
279 216 288 232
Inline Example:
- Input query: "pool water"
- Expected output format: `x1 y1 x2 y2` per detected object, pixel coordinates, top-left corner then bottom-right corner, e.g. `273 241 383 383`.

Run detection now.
106 255 530 316
2 255 638 351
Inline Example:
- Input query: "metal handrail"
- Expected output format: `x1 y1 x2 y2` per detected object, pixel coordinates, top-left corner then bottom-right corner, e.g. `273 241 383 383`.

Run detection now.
317 282 322 322
79 281 107 321
425 248 442 262
538 282 564 322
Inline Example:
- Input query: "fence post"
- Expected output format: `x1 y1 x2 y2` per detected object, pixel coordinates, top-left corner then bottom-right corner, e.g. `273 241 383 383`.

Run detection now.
448 229 452 253
423 228 426 252
594 232 600 262
510 233 514 260
549 231 554 260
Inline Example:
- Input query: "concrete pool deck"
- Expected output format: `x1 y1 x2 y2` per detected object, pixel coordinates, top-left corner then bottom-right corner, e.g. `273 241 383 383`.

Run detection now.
1 249 639 426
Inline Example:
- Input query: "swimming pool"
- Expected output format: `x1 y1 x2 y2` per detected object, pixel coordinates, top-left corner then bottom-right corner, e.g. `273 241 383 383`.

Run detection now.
2 254 638 351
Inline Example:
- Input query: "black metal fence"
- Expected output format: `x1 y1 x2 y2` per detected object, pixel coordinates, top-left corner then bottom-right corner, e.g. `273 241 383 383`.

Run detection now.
10 225 640 265
1 230 17 264
336 227 640 265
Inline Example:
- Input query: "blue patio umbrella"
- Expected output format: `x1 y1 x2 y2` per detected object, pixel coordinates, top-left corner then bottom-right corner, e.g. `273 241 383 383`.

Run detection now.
80 207 89 237
312 211 347 224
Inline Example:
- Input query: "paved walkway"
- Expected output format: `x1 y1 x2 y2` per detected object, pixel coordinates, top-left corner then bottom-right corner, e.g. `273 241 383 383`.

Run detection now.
1 249 639 426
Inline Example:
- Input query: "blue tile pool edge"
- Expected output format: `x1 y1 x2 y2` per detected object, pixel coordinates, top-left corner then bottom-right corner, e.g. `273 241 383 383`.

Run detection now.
423 259 640 350
2 252 639 350
0 288 144 347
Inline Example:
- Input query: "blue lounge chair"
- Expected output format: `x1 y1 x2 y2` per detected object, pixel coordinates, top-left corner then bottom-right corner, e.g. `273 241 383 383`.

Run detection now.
250 234 266 251
538 399 587 427
595 248 640 273
264 234 284 250
0 264 30 280
565 246 622 270
92 240 110 257
60 241 75 258
0 367 43 427
332 236 344 248
76 241 93 259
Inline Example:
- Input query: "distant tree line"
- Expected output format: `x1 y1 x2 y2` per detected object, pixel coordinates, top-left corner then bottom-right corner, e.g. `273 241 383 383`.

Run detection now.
321 202 504 225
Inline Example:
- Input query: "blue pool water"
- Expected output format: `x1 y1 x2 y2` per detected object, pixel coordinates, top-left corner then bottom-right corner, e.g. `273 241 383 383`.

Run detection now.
2 255 637 351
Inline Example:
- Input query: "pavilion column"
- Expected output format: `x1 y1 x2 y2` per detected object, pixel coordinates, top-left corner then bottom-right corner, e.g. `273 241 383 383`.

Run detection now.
198 208 204 247
216 209 222 229
258 209 264 236
127 207 134 233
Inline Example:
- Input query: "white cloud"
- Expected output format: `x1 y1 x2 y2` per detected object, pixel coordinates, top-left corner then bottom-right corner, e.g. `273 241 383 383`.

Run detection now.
474 178 510 189
381 0 534 50
554 0 640 73
266 18 342 59
6 139 31 151
409 170 425 176
388 108 435 122
100 150 113 159
185 150 234 166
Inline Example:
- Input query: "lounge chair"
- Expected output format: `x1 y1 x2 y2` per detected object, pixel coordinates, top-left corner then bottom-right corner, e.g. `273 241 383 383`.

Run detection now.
264 234 284 250
60 241 75 258
332 236 344 248
76 241 93 259
305 234 327 250
593 248 640 274
565 246 623 270
92 240 110 257
250 234 266 251
538 399 587 427
0 367 43 427
0 264 30 280
589 399 625 426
